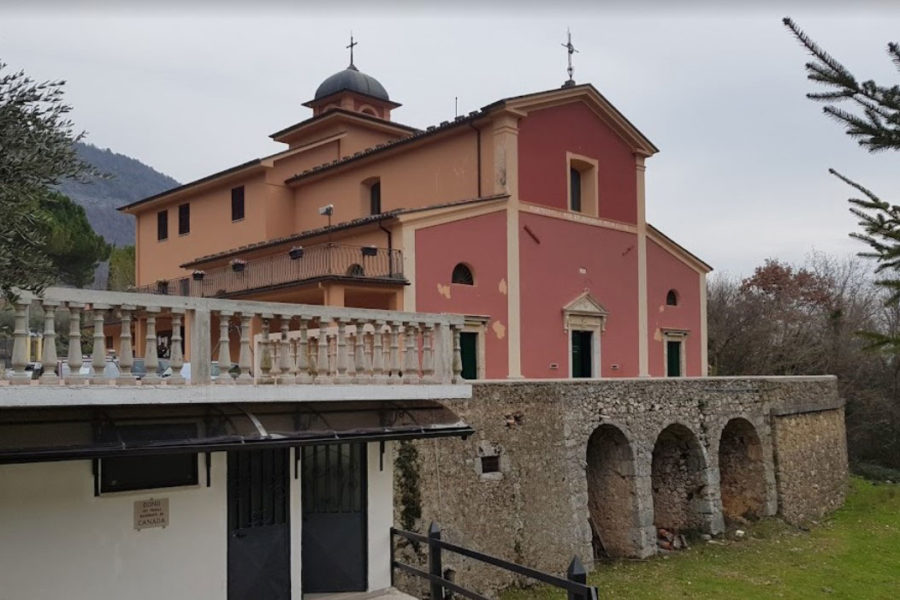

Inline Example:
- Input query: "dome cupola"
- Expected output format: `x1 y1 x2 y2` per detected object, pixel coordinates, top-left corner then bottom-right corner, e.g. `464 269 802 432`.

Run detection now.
304 36 401 120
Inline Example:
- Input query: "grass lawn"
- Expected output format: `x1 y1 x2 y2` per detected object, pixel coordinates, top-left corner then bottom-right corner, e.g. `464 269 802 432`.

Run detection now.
504 478 899 600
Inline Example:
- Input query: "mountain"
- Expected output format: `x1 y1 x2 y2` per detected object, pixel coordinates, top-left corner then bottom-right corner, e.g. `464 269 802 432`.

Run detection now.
57 143 180 247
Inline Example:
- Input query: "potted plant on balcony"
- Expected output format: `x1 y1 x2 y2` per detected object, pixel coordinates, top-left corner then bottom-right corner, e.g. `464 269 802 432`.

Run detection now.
192 270 206 281
230 258 247 273
289 246 304 260
156 279 169 294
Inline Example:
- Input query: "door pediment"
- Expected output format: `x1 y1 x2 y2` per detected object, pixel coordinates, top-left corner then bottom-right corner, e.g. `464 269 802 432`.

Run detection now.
563 291 608 332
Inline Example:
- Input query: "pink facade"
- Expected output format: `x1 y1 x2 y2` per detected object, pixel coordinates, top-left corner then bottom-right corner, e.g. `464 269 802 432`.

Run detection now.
518 103 638 224
414 211 509 379
519 213 640 378
646 238 704 376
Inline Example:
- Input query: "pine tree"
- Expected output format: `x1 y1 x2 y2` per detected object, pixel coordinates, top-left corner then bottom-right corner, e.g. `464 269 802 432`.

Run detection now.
784 18 900 349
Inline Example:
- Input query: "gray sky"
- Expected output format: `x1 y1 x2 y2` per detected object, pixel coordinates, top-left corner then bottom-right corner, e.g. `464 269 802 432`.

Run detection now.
3 3 899 277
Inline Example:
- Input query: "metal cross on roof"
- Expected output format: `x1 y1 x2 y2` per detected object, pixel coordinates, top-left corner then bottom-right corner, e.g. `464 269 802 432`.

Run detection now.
561 28 578 88
347 33 358 68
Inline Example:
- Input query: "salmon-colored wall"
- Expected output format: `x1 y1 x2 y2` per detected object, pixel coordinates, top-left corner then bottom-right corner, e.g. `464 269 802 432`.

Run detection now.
136 175 271 285
414 211 508 379
291 129 478 232
646 238 703 376
519 212 640 378
518 103 638 224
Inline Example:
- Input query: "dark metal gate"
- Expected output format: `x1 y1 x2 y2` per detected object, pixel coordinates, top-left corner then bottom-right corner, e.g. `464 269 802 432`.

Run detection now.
301 443 367 593
227 448 291 600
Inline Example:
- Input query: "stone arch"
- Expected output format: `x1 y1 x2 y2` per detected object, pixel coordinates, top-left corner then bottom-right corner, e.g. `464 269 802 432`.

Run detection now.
718 417 766 521
585 424 640 558
651 423 709 534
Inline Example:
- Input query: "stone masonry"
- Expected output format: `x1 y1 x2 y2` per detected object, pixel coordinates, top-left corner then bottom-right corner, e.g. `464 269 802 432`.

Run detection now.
394 376 847 598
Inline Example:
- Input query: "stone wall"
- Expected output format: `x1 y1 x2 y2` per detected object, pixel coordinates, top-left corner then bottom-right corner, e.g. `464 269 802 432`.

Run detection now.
772 408 848 524
393 377 847 598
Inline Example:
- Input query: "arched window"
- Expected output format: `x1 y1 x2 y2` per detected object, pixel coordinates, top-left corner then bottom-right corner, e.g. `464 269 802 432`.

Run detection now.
347 264 365 277
451 263 474 285
666 289 678 306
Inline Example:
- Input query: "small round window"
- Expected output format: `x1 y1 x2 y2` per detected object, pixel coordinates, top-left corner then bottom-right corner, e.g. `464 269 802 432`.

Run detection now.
666 289 678 306
452 263 474 285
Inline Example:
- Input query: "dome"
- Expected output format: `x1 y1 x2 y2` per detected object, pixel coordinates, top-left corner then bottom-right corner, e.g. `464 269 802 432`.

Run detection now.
314 66 390 101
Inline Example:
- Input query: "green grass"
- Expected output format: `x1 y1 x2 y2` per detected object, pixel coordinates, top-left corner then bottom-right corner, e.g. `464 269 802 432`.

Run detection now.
504 478 900 600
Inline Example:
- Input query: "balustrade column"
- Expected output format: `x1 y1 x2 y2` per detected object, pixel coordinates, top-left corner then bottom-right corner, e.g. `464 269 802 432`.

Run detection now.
90 304 111 384
216 311 233 384
9 301 30 384
315 321 331 384
372 320 386 383
236 313 253 384
278 316 295 384
451 324 463 383
353 319 367 383
116 305 136 385
403 323 420 384
296 317 312 384
335 319 351 384
421 322 435 384
259 315 274 384
142 307 161 384
168 310 185 384
388 321 402 384
38 300 60 384
65 303 85 384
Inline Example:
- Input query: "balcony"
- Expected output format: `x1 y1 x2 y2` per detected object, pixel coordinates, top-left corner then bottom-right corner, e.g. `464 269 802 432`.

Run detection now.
137 243 405 298
0 287 469 407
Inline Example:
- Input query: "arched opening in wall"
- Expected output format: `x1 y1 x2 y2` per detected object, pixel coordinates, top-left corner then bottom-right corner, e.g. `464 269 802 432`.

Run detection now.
651 424 708 539
718 418 766 522
666 289 678 306
586 424 639 559
451 263 474 285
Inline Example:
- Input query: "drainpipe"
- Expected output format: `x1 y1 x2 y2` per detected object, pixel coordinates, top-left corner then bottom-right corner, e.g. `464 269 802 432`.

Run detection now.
379 219 394 277
469 121 482 197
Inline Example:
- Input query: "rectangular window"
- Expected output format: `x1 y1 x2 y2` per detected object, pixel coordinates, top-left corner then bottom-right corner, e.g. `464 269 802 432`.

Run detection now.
99 423 199 493
666 340 683 377
370 181 381 215
231 186 245 221
571 330 593 378
178 203 190 235
569 167 582 212
157 210 168 241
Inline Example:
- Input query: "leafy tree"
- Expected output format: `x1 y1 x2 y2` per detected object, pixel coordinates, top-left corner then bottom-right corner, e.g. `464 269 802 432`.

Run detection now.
0 60 91 300
783 18 900 348
38 190 111 288
107 245 136 291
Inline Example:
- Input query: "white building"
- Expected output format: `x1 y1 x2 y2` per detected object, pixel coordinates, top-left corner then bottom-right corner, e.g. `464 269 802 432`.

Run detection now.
0 287 471 600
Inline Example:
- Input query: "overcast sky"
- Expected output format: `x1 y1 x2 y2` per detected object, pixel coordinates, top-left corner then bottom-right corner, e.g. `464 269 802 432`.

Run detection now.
3 2 899 277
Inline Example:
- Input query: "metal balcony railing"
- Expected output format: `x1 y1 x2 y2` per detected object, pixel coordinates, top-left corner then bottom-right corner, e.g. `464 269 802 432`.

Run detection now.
136 243 404 298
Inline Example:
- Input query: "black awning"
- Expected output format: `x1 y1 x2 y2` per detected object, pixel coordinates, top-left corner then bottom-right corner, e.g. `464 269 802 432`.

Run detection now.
0 401 473 464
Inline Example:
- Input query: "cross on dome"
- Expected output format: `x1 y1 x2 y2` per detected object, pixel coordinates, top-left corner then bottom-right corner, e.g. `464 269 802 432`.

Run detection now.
347 33 358 70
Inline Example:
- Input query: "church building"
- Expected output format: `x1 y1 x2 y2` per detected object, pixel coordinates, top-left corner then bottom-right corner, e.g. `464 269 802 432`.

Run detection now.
121 43 711 380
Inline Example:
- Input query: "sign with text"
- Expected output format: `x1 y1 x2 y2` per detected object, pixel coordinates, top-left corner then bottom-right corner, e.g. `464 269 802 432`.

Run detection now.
134 498 169 530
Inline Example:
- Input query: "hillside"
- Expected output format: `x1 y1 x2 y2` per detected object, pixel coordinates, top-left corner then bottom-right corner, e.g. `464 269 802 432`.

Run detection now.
57 143 180 247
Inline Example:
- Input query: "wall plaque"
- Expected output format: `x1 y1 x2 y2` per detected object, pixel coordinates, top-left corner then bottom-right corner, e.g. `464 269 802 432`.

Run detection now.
134 498 169 530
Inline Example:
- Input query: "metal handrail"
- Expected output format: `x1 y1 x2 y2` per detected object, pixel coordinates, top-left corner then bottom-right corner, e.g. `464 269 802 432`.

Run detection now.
391 523 598 600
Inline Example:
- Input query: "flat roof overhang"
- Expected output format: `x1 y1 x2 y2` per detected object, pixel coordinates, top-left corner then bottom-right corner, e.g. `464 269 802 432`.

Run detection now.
0 400 473 464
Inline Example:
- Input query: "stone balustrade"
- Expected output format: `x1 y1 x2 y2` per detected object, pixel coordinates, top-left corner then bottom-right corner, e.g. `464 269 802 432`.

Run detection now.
2 287 465 388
